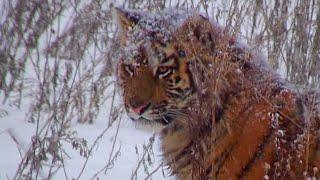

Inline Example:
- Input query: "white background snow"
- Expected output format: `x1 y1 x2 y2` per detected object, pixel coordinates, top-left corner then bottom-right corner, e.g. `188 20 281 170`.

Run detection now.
0 92 167 179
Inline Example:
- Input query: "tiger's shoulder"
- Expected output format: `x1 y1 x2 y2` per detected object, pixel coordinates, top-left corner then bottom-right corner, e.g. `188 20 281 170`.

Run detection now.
163 11 320 179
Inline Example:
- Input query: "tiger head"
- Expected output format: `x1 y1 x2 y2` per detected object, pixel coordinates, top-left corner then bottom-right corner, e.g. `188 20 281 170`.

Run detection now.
114 8 200 125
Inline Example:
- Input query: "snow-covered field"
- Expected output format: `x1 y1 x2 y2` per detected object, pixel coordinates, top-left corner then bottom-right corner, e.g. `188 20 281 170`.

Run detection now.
0 1 170 179
0 94 168 179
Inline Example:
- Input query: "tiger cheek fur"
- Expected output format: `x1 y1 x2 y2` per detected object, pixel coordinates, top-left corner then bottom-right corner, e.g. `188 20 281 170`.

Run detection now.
124 67 156 106
120 64 168 116
115 7 320 180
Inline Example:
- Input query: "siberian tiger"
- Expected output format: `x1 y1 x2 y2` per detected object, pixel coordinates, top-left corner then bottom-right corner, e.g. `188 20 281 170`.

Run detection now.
114 7 320 180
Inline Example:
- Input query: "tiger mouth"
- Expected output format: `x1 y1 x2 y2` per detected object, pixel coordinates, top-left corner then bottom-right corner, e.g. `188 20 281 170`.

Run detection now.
129 115 172 125
126 107 172 125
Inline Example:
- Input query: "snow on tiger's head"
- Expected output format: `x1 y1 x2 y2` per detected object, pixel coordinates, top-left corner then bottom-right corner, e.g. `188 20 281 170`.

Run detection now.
114 8 201 125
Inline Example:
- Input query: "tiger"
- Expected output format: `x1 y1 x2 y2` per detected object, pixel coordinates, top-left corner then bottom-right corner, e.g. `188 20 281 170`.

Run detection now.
114 7 320 180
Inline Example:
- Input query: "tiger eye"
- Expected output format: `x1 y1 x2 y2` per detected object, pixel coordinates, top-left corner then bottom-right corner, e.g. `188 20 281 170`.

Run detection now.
158 66 168 72
175 76 181 83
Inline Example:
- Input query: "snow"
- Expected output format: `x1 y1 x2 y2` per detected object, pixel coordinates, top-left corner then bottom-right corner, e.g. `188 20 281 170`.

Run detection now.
0 94 170 179
0 2 174 178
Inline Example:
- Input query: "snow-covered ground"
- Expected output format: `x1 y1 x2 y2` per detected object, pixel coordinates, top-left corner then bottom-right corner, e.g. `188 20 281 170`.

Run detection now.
0 94 170 179
0 1 170 179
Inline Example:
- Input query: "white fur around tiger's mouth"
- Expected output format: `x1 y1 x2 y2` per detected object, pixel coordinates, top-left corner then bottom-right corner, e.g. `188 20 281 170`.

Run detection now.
126 107 172 125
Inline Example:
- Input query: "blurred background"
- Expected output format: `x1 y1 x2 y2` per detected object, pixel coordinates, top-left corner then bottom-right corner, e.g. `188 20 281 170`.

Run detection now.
0 0 319 179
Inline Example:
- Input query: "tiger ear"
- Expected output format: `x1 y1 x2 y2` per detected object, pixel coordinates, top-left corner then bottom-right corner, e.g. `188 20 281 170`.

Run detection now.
113 7 141 33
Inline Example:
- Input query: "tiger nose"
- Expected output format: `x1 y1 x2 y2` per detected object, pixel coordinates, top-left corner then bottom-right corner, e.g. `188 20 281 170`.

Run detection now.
131 103 150 115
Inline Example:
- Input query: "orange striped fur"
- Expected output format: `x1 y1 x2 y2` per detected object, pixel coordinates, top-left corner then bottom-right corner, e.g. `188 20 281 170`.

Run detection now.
115 8 320 179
